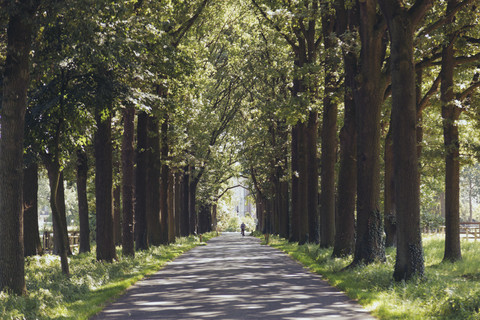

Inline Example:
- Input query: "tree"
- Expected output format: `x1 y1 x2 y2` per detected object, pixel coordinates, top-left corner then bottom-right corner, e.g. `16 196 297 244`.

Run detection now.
438 0 480 262
378 0 433 281
94 71 117 262
332 0 357 257
23 162 43 257
350 0 388 266
122 105 135 257
76 149 90 253
319 0 339 248
252 0 321 244
0 0 39 294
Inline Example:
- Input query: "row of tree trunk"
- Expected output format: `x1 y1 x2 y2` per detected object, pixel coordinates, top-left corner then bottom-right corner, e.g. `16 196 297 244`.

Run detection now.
253 0 439 282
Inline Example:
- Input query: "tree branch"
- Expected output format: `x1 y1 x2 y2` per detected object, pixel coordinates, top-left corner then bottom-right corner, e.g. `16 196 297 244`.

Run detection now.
251 0 299 51
215 184 249 201
418 0 474 36
417 72 441 115
171 0 210 48
457 80 480 102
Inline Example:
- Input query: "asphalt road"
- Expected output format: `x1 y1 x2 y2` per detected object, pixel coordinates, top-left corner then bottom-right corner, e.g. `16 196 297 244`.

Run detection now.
91 232 374 320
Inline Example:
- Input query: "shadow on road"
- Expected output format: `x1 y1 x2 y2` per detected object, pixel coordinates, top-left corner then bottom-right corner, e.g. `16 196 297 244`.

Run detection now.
91 232 373 320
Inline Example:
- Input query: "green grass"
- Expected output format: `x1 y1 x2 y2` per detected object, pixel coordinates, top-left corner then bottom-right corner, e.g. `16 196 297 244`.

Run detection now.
0 233 217 320
263 234 480 320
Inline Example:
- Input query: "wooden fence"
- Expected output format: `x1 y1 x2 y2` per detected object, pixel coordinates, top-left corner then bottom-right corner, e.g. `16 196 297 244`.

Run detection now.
42 231 80 252
424 222 480 241
460 222 480 241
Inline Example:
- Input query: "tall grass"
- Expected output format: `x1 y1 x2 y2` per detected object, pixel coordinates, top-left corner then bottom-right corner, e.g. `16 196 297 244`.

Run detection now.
266 234 480 319
0 233 216 320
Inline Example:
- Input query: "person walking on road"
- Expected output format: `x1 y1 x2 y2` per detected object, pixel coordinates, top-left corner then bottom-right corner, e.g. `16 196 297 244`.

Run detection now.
240 222 246 236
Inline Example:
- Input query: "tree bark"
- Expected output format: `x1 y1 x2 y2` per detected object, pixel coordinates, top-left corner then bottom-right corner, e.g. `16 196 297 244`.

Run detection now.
135 112 149 250
189 179 198 235
350 0 387 266
290 123 300 242
146 115 162 245
122 106 135 256
379 0 431 281
306 112 319 244
23 163 43 257
180 169 190 237
113 186 122 246
160 115 170 244
77 149 90 253
55 172 71 256
45 161 70 275
297 122 309 244
198 202 211 234
175 172 182 236
95 103 116 262
168 173 176 242
332 1 357 258
320 8 338 248
384 128 397 247
441 0 462 262
0 0 37 294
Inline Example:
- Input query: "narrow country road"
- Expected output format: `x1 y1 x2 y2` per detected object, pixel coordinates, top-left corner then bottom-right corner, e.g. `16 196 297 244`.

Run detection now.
91 233 374 320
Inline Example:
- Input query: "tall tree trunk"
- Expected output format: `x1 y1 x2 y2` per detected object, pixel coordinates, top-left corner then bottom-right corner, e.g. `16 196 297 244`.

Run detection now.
320 9 338 248
0 1 37 294
332 2 357 258
441 0 461 262
175 172 182 236
24 163 43 257
77 149 90 253
212 203 218 232
306 112 319 244
160 115 170 244
384 128 396 247
298 122 309 244
189 180 198 235
281 180 290 239
45 161 70 275
135 112 149 250
122 106 135 257
168 173 176 242
351 0 387 266
146 115 162 245
180 169 190 236
379 0 431 281
95 104 116 262
113 187 122 246
56 172 71 255
198 203 211 234
290 124 300 242
469 177 473 222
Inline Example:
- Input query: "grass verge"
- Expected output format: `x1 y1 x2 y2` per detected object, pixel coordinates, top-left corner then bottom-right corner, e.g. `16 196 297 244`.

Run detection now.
0 233 217 320
261 233 480 320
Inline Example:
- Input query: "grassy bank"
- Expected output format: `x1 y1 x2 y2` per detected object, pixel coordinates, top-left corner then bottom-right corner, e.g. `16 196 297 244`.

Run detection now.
0 233 216 320
263 234 480 319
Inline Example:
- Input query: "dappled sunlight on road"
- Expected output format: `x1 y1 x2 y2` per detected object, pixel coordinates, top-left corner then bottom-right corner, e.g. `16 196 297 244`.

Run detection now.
91 233 373 320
